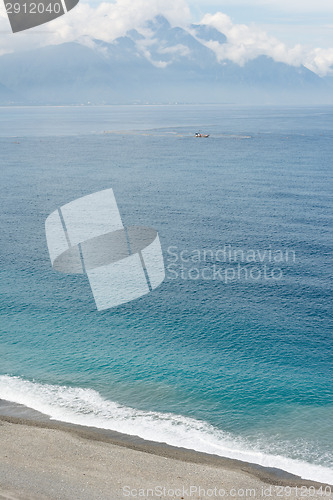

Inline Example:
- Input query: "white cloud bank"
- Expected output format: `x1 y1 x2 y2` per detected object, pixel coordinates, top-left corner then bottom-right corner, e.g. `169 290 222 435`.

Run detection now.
201 12 333 76
0 0 332 76
0 0 191 54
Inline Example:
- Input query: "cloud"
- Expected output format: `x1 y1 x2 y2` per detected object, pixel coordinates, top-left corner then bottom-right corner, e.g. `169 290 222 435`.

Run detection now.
158 44 191 57
305 48 333 76
200 12 333 76
0 0 191 54
0 0 332 76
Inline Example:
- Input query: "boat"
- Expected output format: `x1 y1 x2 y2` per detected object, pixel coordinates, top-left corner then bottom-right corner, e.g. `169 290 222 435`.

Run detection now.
195 132 209 138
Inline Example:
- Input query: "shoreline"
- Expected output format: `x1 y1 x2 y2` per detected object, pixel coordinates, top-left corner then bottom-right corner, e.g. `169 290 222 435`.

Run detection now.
0 400 332 500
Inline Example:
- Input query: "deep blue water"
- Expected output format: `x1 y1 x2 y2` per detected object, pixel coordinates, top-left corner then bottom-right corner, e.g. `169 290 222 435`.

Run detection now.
0 105 332 482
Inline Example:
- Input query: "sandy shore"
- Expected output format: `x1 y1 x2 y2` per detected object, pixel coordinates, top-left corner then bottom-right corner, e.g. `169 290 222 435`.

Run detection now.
0 403 332 500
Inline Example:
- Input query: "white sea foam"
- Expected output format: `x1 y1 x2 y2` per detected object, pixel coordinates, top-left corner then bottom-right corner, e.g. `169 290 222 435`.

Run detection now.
0 375 332 485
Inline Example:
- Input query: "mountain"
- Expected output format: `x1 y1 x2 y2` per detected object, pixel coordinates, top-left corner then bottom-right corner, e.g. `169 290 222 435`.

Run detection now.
0 15 331 105
0 81 18 104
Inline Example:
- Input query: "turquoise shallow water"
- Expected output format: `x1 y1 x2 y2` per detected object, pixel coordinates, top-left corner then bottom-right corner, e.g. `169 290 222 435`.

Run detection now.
0 105 332 483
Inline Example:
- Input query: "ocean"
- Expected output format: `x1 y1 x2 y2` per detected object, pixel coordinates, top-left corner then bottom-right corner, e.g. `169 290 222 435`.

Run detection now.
0 105 332 484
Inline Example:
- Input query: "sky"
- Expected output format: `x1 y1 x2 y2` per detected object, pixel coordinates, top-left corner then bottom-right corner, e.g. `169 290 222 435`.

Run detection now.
0 0 332 76
191 0 333 47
